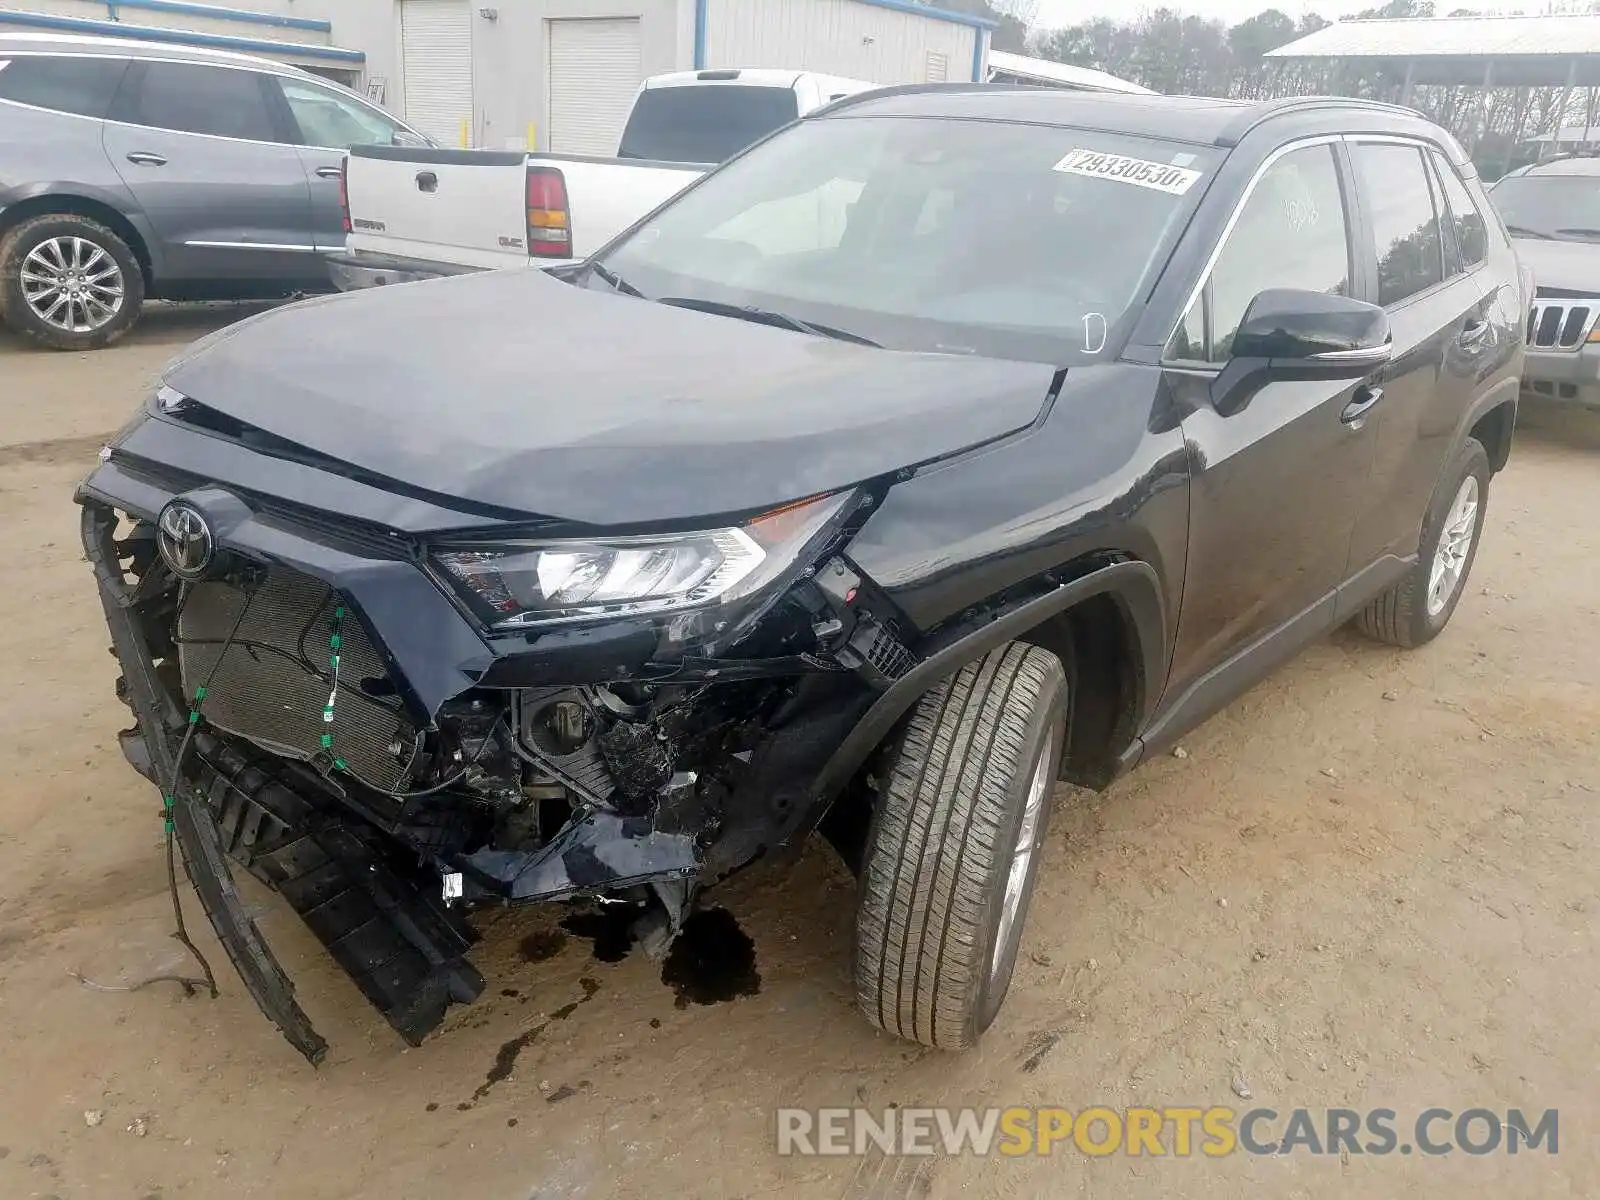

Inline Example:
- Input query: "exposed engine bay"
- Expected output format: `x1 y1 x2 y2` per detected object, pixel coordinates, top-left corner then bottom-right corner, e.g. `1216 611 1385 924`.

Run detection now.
80 486 917 1062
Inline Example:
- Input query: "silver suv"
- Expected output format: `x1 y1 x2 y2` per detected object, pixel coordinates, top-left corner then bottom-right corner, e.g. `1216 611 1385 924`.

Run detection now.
1491 154 1600 408
0 33 429 350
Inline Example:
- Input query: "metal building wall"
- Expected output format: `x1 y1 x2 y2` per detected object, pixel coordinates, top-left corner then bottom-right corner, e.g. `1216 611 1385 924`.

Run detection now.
701 0 983 85
484 0 683 151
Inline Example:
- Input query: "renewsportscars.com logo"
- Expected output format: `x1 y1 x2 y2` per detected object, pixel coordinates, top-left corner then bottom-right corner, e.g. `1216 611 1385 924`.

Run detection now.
776 1106 1559 1159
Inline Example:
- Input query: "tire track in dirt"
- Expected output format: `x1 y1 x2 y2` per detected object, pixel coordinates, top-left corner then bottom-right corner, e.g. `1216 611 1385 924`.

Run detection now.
0 433 111 470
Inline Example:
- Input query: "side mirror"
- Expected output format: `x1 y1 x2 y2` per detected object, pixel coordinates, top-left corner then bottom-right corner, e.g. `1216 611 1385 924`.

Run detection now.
1212 289 1392 417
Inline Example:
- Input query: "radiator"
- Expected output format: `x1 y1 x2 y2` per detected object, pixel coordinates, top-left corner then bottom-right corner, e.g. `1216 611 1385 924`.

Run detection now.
178 568 419 792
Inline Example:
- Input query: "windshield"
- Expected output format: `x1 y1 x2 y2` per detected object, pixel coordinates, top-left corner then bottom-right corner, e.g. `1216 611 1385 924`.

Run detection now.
592 115 1216 363
617 85 799 164
1491 173 1600 242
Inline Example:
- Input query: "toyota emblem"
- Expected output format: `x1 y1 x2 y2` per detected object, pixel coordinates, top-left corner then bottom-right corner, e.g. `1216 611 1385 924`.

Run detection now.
157 501 215 580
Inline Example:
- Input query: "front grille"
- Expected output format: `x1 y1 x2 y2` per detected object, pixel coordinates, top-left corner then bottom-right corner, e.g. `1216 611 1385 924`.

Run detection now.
178 567 419 792
1526 299 1597 350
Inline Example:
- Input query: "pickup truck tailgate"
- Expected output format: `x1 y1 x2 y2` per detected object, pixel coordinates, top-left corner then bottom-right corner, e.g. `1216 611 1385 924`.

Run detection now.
345 146 532 272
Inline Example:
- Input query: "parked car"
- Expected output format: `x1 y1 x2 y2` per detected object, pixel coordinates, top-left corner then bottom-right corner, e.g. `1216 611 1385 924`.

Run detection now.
1490 154 1600 407
79 86 1524 1063
329 68 874 290
0 33 429 350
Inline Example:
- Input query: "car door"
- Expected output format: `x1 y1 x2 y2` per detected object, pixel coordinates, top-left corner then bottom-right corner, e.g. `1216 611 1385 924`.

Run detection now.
267 74 424 251
1340 140 1489 603
102 58 317 290
1162 140 1383 698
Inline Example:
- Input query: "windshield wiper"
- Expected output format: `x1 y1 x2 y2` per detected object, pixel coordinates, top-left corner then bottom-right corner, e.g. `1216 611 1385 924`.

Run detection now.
655 296 881 346
1555 227 1600 240
587 261 644 298
1504 223 1554 240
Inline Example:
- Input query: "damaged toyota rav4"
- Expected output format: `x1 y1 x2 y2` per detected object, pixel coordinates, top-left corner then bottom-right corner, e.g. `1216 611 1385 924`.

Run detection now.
79 87 1525 1063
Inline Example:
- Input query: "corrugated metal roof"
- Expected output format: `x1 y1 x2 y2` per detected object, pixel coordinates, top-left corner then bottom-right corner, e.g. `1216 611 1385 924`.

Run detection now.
986 49 1152 94
1266 14 1600 60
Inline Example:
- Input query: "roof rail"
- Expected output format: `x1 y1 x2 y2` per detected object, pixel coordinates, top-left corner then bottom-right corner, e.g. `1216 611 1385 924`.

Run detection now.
1215 95 1423 146
807 80 1009 118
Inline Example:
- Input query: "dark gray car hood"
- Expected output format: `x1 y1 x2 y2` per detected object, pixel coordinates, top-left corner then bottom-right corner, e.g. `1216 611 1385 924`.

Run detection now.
163 269 1059 526
1512 237 1600 295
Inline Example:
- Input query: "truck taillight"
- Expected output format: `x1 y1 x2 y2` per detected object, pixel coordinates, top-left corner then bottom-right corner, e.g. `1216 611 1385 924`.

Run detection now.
339 157 351 235
526 165 571 258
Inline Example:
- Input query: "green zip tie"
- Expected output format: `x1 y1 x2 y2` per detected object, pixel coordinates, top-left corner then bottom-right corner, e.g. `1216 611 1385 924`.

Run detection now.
162 792 175 834
322 603 346 771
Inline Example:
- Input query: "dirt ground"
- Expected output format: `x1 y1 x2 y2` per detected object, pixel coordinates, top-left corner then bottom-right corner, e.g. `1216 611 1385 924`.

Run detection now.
0 305 1596 1200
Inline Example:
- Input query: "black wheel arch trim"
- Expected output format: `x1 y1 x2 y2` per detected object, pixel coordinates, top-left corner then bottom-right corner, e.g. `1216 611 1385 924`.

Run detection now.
810 558 1165 807
1459 377 1518 472
0 184 164 277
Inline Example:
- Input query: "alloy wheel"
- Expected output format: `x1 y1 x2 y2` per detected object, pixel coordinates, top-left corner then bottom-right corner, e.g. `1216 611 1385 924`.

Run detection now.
1427 475 1479 617
986 724 1059 992
19 236 126 334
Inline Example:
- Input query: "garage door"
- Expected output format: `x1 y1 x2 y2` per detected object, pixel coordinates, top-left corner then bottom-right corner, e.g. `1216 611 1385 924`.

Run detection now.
547 18 643 156
401 0 472 146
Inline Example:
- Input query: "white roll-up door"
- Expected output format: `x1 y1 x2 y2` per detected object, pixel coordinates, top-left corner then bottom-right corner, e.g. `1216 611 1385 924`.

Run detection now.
401 0 473 146
546 18 643 156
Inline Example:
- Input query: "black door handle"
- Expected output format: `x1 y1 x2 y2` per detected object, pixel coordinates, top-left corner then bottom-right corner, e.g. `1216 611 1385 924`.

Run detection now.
314 165 343 180
416 170 438 193
125 151 168 167
1341 385 1384 425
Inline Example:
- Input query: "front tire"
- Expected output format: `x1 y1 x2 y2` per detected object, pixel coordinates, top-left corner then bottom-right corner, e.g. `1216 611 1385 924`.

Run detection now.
1356 436 1490 648
853 642 1067 1049
0 214 144 350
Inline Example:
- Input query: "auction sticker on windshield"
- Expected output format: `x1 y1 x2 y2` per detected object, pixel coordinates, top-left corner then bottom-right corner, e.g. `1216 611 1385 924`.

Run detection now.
1053 149 1203 195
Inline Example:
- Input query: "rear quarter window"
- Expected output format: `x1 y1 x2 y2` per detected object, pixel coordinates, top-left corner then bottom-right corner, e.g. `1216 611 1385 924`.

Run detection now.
617 85 800 164
1428 149 1489 267
0 54 128 118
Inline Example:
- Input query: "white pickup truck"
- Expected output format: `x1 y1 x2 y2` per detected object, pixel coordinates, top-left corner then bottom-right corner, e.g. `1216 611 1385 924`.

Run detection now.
327 68 873 290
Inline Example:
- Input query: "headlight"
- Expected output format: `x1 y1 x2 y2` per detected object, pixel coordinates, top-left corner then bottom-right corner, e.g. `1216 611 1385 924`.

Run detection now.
434 491 851 629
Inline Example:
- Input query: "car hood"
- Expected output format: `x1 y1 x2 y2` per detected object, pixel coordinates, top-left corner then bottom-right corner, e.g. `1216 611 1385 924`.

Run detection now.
163 269 1060 526
1512 237 1600 295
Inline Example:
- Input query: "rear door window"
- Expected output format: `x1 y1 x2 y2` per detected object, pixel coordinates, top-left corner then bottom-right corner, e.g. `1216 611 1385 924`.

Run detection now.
119 61 279 142
618 85 799 164
0 54 128 118
276 77 406 148
1351 142 1445 306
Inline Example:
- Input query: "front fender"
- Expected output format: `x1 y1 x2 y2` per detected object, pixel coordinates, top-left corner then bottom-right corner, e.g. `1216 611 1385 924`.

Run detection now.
809 558 1163 806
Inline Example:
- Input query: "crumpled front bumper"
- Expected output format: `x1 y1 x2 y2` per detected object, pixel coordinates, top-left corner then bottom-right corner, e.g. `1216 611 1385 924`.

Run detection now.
74 455 710 1059
82 501 334 1064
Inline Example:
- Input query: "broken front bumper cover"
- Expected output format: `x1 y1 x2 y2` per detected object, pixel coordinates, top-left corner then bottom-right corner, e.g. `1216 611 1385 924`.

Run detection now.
84 502 332 1065
79 489 700 1062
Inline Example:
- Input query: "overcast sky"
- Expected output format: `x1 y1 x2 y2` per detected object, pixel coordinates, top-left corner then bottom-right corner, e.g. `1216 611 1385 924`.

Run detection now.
1031 0 1374 28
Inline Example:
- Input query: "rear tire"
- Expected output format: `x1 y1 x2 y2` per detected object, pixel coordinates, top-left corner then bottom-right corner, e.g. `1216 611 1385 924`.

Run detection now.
0 213 144 350
853 642 1067 1049
1355 436 1490 648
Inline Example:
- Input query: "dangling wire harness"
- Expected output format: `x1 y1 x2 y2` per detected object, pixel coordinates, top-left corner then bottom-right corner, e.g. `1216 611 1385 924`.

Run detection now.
158 583 253 998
